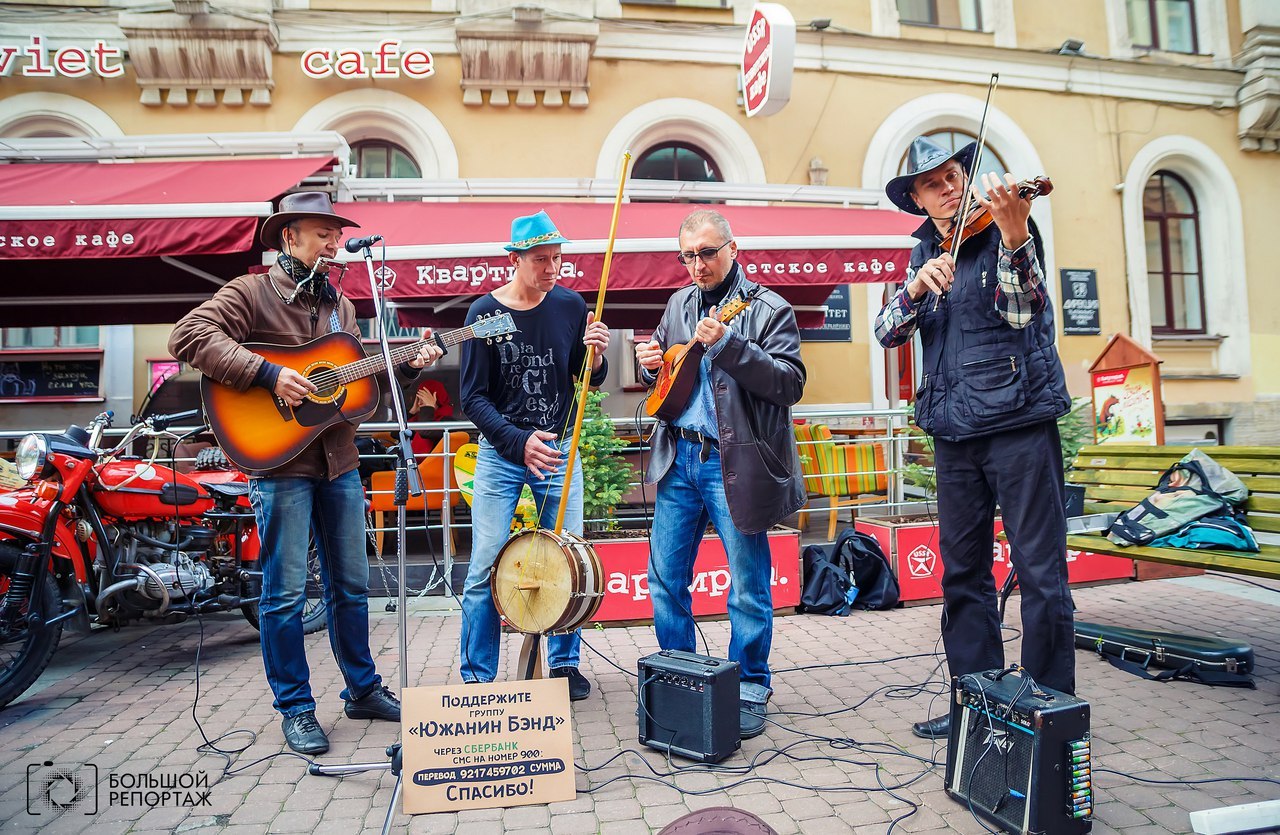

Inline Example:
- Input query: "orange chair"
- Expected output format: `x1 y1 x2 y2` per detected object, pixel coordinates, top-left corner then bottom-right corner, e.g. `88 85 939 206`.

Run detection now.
794 423 888 539
368 431 469 556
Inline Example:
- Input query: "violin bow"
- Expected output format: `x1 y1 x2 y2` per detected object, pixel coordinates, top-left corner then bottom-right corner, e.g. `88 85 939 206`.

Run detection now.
935 71 999 312
553 151 633 535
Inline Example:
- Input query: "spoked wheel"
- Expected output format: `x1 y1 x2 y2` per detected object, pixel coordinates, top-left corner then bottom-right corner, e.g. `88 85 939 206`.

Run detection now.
240 537 328 635
0 538 63 710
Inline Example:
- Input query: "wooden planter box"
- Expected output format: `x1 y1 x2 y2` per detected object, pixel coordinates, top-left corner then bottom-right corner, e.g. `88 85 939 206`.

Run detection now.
854 517 1133 605
588 527 801 624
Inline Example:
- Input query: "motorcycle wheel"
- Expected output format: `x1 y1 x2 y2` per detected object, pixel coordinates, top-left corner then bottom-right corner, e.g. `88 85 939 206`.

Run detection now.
240 539 328 635
0 543 63 710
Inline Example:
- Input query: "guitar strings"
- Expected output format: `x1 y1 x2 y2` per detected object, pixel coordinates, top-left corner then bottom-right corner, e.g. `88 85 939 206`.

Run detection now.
301 322 483 392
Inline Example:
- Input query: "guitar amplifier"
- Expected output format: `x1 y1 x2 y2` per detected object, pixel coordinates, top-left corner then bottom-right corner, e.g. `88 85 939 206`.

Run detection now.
945 668 1093 835
637 650 740 763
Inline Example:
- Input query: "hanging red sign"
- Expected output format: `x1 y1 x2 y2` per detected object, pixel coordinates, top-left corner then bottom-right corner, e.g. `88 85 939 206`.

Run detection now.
741 3 795 118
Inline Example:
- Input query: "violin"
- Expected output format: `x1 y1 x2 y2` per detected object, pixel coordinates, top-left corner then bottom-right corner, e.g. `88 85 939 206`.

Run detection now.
940 175 1054 251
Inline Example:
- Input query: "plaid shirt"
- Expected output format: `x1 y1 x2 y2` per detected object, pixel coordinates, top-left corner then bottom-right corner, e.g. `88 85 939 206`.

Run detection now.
874 237 1046 348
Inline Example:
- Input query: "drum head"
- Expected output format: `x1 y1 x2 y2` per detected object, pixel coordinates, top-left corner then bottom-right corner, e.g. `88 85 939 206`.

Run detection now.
491 529 581 634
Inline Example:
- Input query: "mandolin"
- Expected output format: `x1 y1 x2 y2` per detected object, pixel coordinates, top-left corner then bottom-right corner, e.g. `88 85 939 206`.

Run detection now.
644 297 749 423
201 313 515 471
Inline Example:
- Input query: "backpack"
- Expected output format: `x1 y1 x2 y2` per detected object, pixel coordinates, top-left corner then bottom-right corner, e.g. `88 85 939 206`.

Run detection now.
833 528 901 610
1108 448 1248 547
1150 509 1260 552
796 544 855 616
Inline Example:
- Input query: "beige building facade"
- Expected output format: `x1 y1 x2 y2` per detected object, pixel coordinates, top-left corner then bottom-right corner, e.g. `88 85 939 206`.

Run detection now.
2 0 1278 442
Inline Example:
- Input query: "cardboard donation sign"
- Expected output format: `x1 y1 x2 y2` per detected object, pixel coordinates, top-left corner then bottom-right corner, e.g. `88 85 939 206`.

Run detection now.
401 679 576 815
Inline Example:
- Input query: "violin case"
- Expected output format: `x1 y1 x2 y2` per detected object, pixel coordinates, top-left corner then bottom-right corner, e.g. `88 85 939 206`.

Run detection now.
1075 621 1254 687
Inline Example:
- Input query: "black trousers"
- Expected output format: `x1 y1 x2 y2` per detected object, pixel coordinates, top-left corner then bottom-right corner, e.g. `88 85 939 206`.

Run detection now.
933 420 1075 695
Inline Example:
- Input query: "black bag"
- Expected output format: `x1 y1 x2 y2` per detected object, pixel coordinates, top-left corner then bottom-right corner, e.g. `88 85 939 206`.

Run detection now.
796 544 853 616
833 528 901 610
1075 620 1255 688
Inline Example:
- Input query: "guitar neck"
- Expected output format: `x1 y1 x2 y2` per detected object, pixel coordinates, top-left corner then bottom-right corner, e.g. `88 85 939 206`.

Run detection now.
331 326 477 385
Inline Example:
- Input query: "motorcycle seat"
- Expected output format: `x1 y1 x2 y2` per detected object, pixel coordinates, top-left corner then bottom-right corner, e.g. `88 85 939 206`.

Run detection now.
203 481 249 499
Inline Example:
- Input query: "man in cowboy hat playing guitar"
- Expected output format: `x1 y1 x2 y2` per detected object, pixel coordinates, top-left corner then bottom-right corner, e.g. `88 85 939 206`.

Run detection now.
170 192 443 755
874 137 1073 741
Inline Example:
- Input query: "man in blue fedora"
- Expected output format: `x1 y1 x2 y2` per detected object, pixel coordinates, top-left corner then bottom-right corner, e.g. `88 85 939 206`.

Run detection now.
875 136 1074 740
457 210 610 699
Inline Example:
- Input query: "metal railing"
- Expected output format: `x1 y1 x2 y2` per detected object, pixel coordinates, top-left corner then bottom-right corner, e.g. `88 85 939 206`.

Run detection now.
1 406 928 594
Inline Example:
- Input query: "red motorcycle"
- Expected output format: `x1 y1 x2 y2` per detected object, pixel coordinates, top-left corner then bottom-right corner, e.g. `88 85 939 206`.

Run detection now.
0 409 325 709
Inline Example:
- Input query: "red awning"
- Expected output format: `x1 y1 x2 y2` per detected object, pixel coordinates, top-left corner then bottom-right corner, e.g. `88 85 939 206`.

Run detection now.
0 157 336 326
332 201 919 328
0 156 335 260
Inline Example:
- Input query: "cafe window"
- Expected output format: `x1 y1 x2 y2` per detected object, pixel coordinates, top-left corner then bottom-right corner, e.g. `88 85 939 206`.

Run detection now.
1127 0 1197 53
633 142 723 184
1144 171 1205 334
896 129 1008 180
353 140 422 178
2 326 99 350
897 0 983 30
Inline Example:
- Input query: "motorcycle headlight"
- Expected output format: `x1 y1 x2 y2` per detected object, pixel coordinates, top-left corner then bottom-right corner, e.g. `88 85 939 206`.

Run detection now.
15 434 48 482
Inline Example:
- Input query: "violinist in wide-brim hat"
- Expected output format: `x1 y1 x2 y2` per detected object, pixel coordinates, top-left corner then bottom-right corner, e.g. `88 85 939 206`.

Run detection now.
871 134 1074 746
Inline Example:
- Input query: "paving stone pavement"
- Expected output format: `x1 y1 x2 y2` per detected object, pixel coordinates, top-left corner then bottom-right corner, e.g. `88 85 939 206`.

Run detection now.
1 574 1277 834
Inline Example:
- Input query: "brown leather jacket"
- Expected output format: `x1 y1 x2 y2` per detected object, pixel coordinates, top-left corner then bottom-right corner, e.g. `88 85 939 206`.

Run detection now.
168 263 364 479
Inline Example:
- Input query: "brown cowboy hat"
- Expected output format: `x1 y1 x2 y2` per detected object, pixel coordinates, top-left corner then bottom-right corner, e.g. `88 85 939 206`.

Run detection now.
259 191 360 249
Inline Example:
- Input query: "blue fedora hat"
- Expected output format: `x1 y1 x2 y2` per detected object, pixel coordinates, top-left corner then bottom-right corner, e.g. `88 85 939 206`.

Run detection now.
505 210 570 252
885 136 977 215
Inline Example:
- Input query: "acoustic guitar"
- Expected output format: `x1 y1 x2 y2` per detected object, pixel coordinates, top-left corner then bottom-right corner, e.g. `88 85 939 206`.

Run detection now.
644 297 750 423
201 313 515 471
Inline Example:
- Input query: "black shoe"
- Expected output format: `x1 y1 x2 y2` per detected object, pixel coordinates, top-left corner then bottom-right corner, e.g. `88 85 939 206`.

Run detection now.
740 701 767 739
282 711 329 755
550 667 591 701
344 685 401 721
912 715 950 740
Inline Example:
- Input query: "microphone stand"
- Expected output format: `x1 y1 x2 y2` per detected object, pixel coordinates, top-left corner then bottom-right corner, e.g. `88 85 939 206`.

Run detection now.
308 241 421 835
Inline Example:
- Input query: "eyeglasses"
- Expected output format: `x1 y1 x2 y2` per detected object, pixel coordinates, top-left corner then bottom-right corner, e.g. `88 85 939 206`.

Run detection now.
676 240 733 266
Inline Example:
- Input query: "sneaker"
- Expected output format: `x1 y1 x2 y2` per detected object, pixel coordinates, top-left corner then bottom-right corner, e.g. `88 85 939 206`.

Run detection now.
549 666 592 701
282 711 329 755
344 685 401 721
740 701 767 739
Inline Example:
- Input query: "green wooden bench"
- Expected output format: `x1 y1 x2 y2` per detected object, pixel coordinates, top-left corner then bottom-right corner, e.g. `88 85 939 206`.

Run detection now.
1067 444 1280 580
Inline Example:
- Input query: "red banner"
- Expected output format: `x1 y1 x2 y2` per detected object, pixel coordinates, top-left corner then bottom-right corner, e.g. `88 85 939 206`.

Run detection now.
855 518 1133 603
589 530 801 623
346 248 909 303
0 216 257 259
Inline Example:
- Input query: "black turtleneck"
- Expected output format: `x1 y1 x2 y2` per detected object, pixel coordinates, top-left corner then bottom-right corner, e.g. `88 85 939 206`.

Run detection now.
697 263 739 317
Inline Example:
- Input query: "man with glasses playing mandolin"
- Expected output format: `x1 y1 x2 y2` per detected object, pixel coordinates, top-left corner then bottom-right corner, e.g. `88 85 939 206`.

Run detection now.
170 192 443 755
874 137 1074 742
635 209 806 740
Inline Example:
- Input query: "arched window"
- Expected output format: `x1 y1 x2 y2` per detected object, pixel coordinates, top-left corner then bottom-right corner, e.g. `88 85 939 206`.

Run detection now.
1143 171 1205 333
353 140 421 178
633 142 723 183
896 129 1008 179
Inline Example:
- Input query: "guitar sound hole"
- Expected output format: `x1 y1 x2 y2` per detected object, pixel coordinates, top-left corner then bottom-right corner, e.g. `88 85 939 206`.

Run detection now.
307 370 339 399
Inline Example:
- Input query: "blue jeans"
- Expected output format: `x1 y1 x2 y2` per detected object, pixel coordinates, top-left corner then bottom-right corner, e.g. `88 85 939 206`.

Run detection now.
649 438 773 704
249 470 381 717
460 438 584 682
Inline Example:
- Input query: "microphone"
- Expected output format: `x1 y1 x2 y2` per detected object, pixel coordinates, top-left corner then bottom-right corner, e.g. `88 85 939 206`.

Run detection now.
344 234 383 253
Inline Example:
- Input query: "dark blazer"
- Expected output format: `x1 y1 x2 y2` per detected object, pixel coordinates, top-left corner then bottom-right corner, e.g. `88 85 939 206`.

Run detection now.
641 268 807 535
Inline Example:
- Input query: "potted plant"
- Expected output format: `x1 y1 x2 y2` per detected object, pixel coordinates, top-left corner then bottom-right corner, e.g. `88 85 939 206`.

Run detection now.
856 397 1131 604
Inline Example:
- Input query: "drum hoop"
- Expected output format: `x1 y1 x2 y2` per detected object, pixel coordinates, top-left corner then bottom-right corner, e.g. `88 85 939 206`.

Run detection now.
492 528 599 636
